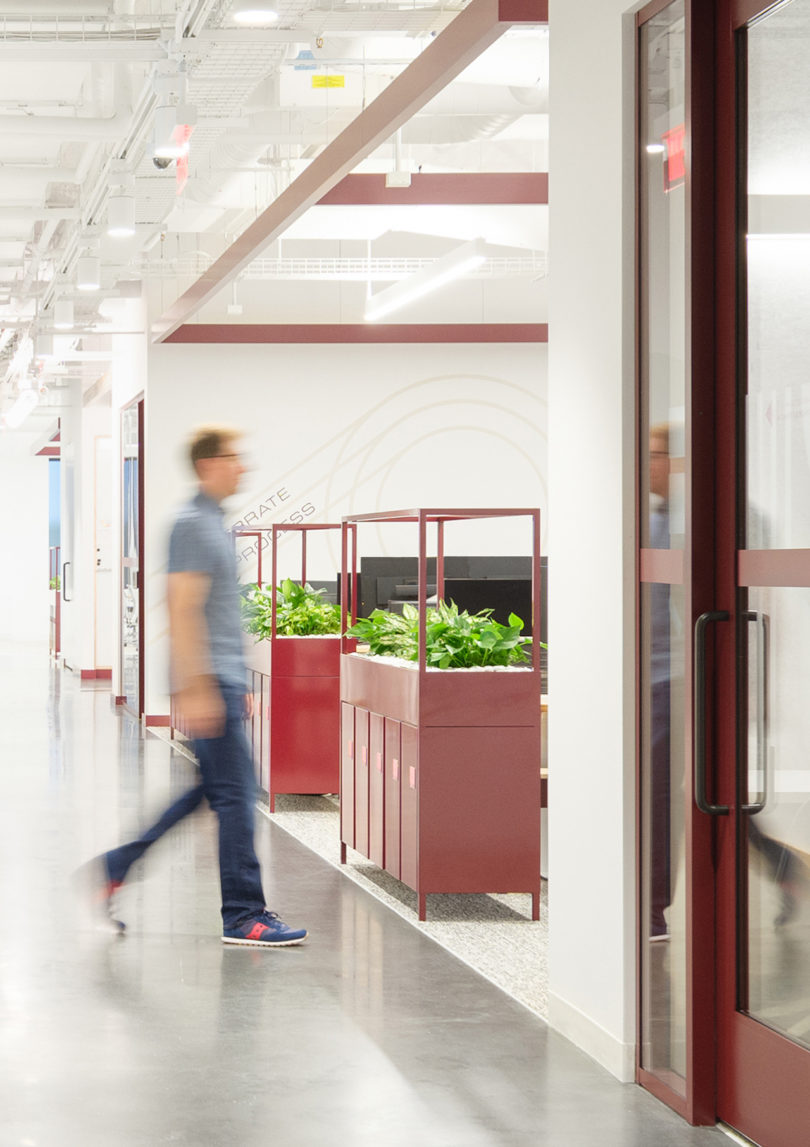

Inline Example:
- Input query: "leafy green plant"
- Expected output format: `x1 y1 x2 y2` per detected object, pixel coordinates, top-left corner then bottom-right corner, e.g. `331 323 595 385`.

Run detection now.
347 600 540 669
49 575 60 591
241 579 341 639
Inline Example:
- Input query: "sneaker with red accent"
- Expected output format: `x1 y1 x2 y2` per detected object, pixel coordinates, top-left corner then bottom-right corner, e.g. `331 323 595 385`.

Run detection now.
73 856 126 934
222 910 307 947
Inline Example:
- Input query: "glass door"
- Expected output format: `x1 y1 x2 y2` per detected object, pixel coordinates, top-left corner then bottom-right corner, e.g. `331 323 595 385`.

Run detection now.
713 1 810 1141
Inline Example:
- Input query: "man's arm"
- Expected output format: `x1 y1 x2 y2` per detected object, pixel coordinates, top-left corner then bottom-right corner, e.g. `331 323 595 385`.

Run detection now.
168 570 226 739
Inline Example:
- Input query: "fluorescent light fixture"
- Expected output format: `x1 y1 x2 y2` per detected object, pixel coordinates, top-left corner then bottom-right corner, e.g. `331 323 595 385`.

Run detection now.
77 255 101 292
364 238 487 322
231 3 279 24
3 387 39 429
646 142 666 154
107 194 136 238
54 299 74 330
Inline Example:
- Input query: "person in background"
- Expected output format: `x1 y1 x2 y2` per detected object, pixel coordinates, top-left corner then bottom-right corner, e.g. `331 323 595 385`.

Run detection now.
83 424 307 948
648 423 676 941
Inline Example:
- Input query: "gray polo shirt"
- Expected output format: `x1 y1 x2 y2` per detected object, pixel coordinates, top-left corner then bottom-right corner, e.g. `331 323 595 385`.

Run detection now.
168 490 246 692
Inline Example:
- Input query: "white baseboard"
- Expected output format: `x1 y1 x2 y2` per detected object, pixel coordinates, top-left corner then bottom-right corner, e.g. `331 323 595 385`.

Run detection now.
548 992 635 1082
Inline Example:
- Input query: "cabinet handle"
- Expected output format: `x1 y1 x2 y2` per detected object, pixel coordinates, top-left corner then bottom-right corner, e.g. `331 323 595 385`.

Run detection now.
376 751 382 772
392 757 399 780
409 766 416 790
361 745 367 765
348 739 353 760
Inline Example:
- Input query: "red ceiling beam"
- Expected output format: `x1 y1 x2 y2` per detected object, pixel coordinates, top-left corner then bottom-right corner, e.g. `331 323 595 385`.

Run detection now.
317 172 548 206
152 0 548 343
165 323 548 344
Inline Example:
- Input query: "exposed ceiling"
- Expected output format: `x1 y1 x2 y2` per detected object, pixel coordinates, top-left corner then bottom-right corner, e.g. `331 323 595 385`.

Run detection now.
0 0 547 435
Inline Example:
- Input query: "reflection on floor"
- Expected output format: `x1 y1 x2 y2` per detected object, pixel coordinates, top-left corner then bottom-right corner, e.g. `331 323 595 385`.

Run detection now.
0 643 729 1146
154 733 550 1018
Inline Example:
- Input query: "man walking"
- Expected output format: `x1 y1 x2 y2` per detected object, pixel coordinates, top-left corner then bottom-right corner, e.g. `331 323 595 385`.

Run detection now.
88 425 307 948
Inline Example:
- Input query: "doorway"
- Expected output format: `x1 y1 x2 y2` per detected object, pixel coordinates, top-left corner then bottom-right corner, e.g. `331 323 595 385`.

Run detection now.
121 398 143 717
637 0 810 1140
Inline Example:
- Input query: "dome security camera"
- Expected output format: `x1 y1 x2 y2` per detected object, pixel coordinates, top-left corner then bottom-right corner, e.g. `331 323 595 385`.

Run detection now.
152 154 173 170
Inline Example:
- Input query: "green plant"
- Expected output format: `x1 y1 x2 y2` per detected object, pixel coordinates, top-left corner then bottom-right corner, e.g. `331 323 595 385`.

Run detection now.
241 579 342 639
49 575 60 591
347 600 540 669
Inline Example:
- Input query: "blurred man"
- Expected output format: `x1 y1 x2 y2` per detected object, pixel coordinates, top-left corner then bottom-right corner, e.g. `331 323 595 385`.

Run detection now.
87 425 307 947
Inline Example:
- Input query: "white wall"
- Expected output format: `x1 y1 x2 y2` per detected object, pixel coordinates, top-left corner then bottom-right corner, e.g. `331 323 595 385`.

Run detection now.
109 296 148 699
143 340 547 715
0 435 50 644
547 0 637 1080
60 386 113 673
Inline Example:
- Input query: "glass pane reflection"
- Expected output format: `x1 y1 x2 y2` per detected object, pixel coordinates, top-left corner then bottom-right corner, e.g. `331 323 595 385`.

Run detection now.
640 582 687 1085
639 0 686 551
744 588 810 1048
638 0 687 1093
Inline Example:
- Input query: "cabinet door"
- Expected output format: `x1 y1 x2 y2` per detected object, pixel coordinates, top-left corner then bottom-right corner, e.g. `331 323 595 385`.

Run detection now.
354 706 370 858
384 718 401 881
400 722 418 891
369 712 385 868
340 703 355 847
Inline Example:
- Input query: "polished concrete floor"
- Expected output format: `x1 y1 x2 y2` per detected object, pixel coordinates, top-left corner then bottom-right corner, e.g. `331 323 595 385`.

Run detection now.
0 643 728 1147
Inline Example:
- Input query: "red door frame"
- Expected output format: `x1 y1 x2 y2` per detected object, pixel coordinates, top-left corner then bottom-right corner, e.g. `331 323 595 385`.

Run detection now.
713 1 810 1142
635 0 719 1125
638 0 810 1134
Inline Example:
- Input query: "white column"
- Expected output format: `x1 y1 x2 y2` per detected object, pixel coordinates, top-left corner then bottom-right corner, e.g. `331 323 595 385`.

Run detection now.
547 0 637 1080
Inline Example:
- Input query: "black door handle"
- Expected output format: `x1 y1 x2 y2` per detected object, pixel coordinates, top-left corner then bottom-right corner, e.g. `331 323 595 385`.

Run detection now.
694 610 730 815
743 610 769 814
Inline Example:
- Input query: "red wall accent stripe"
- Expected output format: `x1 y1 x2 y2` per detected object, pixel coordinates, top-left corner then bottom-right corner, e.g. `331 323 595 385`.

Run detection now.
317 172 548 206
166 323 548 345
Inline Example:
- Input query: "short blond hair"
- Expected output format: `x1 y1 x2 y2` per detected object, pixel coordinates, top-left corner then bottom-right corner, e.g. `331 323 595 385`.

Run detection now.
188 424 242 469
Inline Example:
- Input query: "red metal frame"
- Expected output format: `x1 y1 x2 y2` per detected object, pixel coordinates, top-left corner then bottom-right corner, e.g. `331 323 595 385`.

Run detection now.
152 0 548 340
635 0 719 1124
636 0 810 1135
339 507 542 921
711 2 810 1143
164 324 548 345
317 172 549 207
237 522 349 811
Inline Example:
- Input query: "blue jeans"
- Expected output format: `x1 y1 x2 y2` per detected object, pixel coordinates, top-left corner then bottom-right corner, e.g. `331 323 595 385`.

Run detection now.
106 682 266 930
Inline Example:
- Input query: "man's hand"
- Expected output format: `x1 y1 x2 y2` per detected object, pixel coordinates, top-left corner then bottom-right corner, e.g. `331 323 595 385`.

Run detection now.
175 678 226 740
243 693 254 720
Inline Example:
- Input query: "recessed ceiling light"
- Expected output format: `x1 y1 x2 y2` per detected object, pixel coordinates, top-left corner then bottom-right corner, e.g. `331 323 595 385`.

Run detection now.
231 4 279 25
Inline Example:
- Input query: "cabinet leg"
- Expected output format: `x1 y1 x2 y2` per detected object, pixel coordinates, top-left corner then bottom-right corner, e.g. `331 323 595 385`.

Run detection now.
418 893 427 921
531 890 540 921
269 792 275 814
340 841 347 865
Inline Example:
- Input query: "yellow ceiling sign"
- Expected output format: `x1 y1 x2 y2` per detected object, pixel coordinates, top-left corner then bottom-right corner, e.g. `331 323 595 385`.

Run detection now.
312 74 345 89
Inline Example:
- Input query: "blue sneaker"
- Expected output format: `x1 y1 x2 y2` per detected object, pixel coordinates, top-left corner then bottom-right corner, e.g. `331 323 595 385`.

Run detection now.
222 910 307 947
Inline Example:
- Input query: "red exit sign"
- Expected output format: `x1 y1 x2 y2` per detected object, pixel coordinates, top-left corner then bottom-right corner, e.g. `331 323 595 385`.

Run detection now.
662 123 685 191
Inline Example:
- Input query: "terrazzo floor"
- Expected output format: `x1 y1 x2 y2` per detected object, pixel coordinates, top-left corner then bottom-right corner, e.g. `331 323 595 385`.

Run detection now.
152 730 549 1019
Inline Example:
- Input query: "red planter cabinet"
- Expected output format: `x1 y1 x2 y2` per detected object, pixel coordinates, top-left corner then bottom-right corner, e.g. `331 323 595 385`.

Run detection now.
338 508 543 922
239 523 345 811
